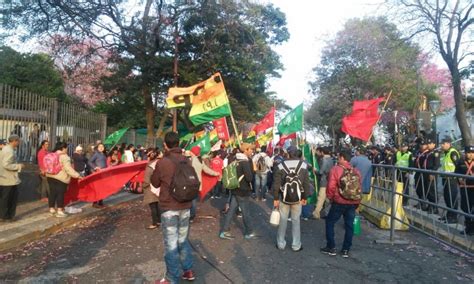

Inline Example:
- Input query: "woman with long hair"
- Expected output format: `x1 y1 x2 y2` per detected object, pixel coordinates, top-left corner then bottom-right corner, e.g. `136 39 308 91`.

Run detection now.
46 142 81 217
143 148 163 229
88 143 108 208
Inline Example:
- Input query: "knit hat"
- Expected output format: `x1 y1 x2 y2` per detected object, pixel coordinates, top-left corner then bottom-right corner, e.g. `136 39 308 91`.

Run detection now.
190 146 201 156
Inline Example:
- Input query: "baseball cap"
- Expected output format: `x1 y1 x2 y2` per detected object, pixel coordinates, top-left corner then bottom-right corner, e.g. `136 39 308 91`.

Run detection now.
465 145 474 153
441 137 452 144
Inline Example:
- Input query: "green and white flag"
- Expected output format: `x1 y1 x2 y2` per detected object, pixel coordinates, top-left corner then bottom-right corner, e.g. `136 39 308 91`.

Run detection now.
277 104 303 135
104 128 128 145
186 133 211 156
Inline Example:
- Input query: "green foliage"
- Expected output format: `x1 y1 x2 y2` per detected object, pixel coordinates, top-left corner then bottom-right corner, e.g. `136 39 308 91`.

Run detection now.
307 17 437 137
0 46 66 99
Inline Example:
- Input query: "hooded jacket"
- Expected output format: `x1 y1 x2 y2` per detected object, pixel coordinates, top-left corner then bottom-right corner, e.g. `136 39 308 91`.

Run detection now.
327 160 362 205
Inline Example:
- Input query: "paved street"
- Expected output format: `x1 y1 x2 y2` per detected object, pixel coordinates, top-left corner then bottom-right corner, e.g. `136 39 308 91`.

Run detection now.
1 197 473 283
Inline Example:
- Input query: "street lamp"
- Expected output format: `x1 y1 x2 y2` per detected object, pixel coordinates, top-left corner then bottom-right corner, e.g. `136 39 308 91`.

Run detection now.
429 100 441 144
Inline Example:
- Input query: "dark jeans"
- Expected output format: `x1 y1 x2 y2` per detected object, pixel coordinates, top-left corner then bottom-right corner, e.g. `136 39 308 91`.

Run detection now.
442 178 458 219
149 202 161 225
0 185 18 220
161 209 193 283
38 174 49 199
47 178 67 208
325 203 357 251
398 171 409 205
212 181 222 197
222 195 253 235
460 186 474 232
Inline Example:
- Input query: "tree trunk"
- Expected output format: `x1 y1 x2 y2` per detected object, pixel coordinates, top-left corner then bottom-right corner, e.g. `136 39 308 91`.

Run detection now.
143 85 155 147
450 67 472 145
155 108 170 140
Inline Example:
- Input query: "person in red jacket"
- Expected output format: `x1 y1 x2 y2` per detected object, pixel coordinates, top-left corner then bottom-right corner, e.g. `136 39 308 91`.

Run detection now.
321 150 361 258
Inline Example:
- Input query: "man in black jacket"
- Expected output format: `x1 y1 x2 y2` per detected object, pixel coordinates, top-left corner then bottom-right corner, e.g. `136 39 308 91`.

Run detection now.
220 143 257 240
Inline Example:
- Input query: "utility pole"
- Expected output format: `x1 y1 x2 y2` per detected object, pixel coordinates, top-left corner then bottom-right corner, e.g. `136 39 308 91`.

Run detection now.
172 20 179 133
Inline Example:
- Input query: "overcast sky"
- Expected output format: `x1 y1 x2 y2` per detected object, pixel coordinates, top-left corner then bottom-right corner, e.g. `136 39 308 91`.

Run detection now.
265 0 387 109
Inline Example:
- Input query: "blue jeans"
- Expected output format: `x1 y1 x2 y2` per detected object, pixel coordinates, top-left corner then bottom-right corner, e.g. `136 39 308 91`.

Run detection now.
222 195 253 235
325 203 357 251
277 202 302 250
161 209 193 283
212 181 222 197
254 172 268 199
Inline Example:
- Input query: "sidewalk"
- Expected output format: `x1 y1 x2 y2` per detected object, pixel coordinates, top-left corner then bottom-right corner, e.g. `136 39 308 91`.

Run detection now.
0 191 142 252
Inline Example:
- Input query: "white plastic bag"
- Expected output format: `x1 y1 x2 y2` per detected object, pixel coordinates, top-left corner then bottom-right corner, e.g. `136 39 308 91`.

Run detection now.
270 209 280 226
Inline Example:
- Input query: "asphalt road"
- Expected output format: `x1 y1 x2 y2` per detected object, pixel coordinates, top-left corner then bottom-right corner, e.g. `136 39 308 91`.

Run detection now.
1 197 473 283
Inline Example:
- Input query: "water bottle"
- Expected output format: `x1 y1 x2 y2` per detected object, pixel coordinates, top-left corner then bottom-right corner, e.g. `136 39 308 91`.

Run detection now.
353 215 361 236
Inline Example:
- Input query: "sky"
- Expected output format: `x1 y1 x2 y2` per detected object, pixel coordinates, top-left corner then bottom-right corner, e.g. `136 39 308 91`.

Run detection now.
265 0 386 108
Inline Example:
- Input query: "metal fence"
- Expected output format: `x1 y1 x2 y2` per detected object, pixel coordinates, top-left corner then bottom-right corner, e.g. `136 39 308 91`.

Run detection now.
0 84 107 162
361 164 474 256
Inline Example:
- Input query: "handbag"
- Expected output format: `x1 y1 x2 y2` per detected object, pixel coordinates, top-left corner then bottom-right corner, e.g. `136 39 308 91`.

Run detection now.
269 209 280 226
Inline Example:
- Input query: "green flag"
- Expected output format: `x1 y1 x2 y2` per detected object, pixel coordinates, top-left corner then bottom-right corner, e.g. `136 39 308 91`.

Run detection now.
186 133 211 156
104 128 128 145
278 104 303 135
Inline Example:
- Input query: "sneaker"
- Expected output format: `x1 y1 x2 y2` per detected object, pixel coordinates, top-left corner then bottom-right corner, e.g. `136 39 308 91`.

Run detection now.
215 196 222 199
236 212 243 218
156 279 170 284
182 270 196 281
292 246 303 252
244 233 258 240
49 208 56 215
219 232 235 240
275 244 284 250
303 217 309 221
320 247 337 256
262 198 266 201
341 250 350 258
55 211 68 218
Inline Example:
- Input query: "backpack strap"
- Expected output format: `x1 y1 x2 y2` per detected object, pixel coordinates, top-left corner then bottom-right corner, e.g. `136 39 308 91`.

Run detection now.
281 161 290 175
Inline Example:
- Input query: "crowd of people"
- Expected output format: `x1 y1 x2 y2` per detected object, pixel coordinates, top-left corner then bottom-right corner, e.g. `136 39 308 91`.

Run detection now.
1 131 473 284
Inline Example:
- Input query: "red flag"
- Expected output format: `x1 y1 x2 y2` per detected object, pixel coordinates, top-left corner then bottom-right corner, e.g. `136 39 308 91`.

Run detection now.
199 157 223 200
266 140 274 155
341 98 384 142
65 161 148 204
212 117 230 141
253 107 275 134
278 133 297 146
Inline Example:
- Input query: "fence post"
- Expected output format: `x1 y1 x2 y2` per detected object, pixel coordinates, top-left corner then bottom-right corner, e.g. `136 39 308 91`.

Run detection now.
50 100 58 147
100 114 107 141
390 166 397 243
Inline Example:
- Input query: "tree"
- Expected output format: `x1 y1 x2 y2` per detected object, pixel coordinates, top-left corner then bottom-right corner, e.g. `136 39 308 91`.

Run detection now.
390 0 473 144
45 35 117 106
0 46 66 99
307 17 436 144
1 0 289 146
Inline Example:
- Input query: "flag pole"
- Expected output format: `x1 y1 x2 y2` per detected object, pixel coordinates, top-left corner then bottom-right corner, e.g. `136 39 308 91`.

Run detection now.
366 90 393 144
227 105 241 146
311 145 318 199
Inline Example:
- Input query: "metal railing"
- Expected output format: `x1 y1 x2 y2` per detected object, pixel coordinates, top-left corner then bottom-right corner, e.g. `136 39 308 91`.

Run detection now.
361 164 474 256
0 84 107 162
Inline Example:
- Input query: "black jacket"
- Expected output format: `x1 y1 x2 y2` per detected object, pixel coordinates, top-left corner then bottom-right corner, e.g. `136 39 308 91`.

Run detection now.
273 158 310 201
233 153 254 197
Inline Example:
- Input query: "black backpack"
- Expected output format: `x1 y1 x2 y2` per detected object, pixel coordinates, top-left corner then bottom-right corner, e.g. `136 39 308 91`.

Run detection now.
280 160 304 204
168 156 201 202
256 155 267 173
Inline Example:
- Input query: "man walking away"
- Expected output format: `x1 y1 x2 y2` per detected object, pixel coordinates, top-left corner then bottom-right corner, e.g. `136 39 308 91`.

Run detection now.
273 146 310 251
252 146 273 201
151 132 195 284
350 146 372 195
314 147 335 219
439 137 460 223
220 143 257 240
0 135 23 222
321 150 362 258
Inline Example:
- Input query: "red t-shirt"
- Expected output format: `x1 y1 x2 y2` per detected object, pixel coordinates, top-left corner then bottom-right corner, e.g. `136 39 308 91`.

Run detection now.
210 157 224 176
37 148 48 171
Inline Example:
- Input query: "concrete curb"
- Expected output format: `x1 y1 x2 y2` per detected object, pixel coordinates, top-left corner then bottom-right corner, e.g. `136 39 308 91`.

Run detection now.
0 192 142 252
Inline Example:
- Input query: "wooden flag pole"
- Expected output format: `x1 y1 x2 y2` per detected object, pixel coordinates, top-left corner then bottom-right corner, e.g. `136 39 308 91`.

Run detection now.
366 90 393 144
227 104 241 146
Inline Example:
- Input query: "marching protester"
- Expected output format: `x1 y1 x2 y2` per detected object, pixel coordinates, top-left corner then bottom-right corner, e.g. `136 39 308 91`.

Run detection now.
88 143 108 208
220 143 257 240
210 151 224 199
350 146 372 195
0 135 23 222
143 148 162 229
394 142 413 206
455 145 474 236
189 146 219 219
439 137 460 223
273 146 310 251
46 142 82 217
37 140 50 201
72 145 88 177
151 132 196 284
252 146 273 201
321 150 362 258
314 146 335 219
